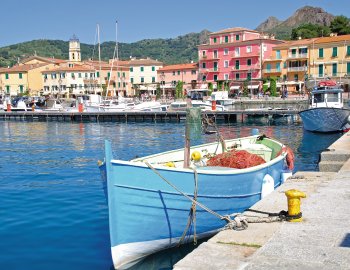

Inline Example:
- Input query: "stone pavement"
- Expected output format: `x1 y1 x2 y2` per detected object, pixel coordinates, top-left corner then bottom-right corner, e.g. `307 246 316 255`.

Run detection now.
174 133 350 270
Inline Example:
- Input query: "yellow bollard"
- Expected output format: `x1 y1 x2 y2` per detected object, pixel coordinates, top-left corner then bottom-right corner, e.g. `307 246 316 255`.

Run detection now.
285 189 306 222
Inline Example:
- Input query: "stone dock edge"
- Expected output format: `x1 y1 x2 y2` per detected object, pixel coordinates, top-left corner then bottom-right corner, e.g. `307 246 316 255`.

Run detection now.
174 132 350 270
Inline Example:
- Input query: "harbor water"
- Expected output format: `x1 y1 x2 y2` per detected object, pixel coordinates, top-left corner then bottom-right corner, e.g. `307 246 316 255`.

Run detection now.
0 118 342 270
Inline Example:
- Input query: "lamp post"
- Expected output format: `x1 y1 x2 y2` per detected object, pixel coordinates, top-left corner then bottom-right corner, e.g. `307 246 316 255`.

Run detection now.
248 69 253 98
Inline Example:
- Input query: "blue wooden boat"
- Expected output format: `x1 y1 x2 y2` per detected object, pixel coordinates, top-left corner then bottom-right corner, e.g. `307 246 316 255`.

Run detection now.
101 135 289 269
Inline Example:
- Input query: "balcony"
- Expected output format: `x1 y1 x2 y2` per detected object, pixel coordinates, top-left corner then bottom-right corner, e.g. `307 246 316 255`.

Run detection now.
287 66 308 72
199 55 207 60
287 53 308 59
231 53 260 59
231 65 260 71
263 69 282 74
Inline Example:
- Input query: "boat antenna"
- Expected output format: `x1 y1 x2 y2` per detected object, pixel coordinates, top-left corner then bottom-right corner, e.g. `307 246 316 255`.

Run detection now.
105 20 118 99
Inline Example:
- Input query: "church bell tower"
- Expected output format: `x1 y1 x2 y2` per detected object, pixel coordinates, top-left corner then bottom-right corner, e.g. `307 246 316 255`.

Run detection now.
69 34 81 62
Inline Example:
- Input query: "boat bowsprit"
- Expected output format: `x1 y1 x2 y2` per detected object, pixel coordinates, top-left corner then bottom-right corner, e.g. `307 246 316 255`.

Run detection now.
100 134 291 269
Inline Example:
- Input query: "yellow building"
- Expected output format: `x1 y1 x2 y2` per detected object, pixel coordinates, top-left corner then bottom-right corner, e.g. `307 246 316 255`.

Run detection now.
309 34 350 82
263 38 316 93
0 56 64 96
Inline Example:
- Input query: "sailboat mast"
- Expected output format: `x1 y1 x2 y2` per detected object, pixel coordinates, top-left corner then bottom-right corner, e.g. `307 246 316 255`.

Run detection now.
97 24 102 95
116 20 119 98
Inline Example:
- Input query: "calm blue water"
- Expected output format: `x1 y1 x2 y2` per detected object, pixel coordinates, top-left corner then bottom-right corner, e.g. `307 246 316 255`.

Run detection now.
0 118 342 270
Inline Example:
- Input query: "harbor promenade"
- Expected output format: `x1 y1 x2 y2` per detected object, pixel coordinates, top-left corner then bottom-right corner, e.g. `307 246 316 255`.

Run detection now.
174 132 350 270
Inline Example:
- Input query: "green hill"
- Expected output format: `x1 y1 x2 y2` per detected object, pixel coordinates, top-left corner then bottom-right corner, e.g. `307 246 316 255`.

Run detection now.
0 30 210 67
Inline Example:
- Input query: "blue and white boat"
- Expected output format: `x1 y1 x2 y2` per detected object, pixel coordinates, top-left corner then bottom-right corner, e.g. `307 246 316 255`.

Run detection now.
100 134 290 269
299 81 350 133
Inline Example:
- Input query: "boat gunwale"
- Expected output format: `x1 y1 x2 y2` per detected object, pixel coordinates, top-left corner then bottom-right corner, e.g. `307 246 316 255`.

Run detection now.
109 136 286 175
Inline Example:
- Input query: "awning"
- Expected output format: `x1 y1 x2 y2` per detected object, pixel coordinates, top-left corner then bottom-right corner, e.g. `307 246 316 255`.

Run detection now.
230 86 240 90
248 85 259 89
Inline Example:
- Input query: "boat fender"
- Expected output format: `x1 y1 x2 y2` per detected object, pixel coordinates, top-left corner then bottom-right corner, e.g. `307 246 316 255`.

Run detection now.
191 151 202 162
261 174 274 199
164 162 176 168
285 147 294 171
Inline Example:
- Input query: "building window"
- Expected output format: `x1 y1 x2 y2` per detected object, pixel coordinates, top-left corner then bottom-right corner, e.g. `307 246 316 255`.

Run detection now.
130 77 134 83
224 48 229 55
44 74 48 79
319 48 324 58
117 72 120 78
96 72 100 78
19 85 24 93
141 77 144 83
152 77 155 82
332 63 337 76
123 82 126 87
61 73 66 78
130 67 133 72
235 60 240 70
246 46 252 53
224 74 229 80
347 62 350 74
235 47 240 57
247 59 252 66
213 62 218 71
107 72 110 78
85 73 88 78
283 62 287 68
173 71 176 76
235 34 240 41
283 74 287 81
332 47 338 57
177 71 181 75
71 73 75 79
191 70 196 75
235 73 240 80
152 66 155 71
6 85 10 93
140 66 144 72
318 64 324 77
122 72 125 78
213 50 218 58
347 46 350 56
213 74 218 81
276 50 281 59
118 82 121 88
291 48 297 56
202 75 207 81
213 37 217 43
202 62 206 69
266 63 271 72
19 73 23 79
247 72 251 80
5 73 9 79
276 63 281 72
224 36 229 43
294 74 298 81
224 60 229 68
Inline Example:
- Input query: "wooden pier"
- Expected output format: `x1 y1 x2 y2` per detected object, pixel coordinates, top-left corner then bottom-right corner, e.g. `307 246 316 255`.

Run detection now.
0 109 299 123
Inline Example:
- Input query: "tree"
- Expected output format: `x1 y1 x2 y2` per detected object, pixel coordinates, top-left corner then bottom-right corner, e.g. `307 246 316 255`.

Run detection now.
175 81 184 99
270 77 277 97
291 23 330 40
330 15 350 35
208 82 213 95
156 83 161 99
243 80 249 97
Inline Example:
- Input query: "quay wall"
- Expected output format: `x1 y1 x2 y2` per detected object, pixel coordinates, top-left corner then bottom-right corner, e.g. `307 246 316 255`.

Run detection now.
174 131 350 270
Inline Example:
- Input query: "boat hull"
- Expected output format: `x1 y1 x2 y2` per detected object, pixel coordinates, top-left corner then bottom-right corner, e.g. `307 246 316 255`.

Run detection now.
102 138 286 269
299 107 350 133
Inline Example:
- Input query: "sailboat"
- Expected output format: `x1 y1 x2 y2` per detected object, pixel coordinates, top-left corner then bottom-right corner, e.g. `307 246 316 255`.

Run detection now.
99 108 292 269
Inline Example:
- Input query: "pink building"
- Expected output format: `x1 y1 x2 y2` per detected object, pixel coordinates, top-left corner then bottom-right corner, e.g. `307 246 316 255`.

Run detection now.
198 27 284 92
157 63 198 97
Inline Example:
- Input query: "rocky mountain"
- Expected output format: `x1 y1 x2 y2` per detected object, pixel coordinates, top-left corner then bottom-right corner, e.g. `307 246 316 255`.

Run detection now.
256 16 282 32
256 6 335 39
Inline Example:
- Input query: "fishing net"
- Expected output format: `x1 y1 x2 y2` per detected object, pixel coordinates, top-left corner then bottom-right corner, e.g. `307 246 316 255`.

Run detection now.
207 149 266 169
186 107 202 140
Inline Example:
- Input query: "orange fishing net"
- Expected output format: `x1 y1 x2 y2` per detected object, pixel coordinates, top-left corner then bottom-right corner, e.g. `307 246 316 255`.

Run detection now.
207 150 266 169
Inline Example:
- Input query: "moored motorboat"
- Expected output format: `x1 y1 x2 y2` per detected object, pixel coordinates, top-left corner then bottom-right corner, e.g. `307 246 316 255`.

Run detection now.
299 80 350 132
100 131 291 269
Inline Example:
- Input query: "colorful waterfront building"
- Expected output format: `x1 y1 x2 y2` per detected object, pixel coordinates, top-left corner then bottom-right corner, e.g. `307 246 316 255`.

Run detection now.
0 56 64 96
157 62 198 97
198 27 284 92
263 34 350 94
309 34 350 83
263 38 317 93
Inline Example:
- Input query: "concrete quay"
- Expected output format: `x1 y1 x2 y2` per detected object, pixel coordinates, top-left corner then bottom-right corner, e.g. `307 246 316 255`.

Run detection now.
174 132 350 270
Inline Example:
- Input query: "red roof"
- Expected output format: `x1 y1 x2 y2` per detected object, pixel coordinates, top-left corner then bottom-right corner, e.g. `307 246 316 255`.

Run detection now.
158 63 198 72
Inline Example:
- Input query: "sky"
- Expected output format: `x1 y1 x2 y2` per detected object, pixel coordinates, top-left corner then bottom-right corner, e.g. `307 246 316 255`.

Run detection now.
0 0 349 47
